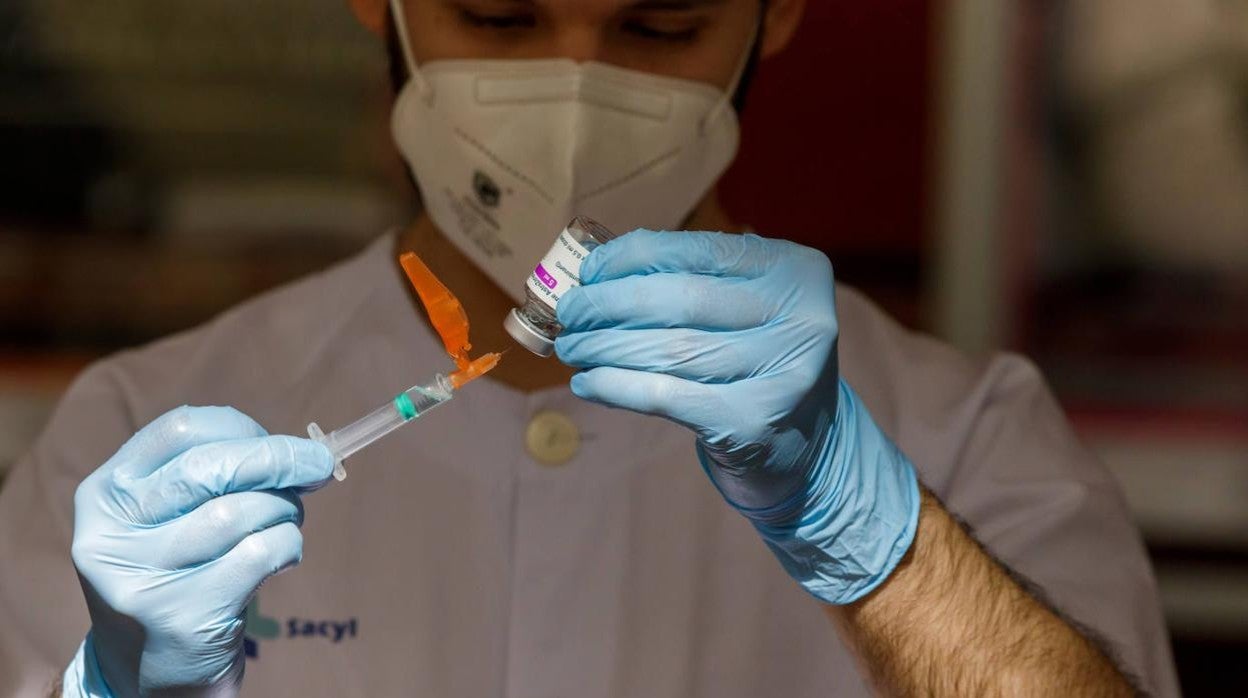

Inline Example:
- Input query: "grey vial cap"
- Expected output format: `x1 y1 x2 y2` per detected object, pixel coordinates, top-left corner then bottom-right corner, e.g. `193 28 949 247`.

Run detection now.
504 308 555 357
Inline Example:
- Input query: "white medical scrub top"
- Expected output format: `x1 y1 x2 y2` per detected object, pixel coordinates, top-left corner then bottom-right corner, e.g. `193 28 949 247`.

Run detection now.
0 234 1179 697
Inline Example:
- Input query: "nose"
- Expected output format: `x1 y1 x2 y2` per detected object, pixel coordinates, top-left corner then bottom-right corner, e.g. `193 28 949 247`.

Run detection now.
548 25 605 63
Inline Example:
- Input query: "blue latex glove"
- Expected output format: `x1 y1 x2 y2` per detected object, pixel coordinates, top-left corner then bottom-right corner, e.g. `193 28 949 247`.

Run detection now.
555 230 920 604
63 406 335 697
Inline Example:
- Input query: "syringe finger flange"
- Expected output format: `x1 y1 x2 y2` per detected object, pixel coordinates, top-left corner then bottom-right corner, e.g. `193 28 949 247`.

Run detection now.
307 422 347 481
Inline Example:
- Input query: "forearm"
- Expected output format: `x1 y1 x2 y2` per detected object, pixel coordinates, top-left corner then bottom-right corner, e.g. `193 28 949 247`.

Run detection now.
826 489 1136 697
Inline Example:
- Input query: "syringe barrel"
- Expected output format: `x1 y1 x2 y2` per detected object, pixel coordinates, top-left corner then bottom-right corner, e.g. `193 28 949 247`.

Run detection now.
398 373 455 418
323 401 407 462
308 373 455 481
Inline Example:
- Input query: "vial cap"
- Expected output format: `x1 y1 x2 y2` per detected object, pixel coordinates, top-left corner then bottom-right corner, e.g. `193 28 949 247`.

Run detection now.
504 308 556 357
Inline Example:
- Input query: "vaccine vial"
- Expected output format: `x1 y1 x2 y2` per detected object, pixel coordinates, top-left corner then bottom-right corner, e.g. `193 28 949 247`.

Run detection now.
504 216 617 356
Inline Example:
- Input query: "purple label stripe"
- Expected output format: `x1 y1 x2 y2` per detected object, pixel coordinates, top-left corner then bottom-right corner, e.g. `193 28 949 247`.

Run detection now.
535 264 558 289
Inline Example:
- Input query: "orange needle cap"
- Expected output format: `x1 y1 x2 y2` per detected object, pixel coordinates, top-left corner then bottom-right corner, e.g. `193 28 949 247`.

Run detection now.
399 251 501 387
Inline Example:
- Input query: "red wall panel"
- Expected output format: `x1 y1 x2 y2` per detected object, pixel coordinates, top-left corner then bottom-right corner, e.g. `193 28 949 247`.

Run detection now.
720 0 934 256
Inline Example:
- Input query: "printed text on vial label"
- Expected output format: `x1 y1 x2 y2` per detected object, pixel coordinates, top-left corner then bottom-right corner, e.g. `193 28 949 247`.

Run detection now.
527 229 589 310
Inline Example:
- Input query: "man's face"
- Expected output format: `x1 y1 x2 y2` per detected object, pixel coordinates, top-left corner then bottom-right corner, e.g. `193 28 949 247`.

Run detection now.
387 0 769 93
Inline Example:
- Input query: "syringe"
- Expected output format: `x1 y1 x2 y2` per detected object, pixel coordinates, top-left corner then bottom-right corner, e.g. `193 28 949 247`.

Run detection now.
307 372 455 481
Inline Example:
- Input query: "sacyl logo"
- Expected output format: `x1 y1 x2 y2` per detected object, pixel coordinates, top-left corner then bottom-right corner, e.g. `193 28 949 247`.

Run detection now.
244 597 359 659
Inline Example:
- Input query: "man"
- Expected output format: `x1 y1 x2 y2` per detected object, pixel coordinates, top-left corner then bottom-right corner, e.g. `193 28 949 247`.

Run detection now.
0 1 1178 696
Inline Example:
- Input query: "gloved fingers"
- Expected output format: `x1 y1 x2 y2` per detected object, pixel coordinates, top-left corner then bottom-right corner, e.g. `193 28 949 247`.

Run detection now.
154 490 303 570
556 327 777 383
123 436 334 524
569 366 729 439
557 274 771 333
208 520 304 618
582 230 774 283
109 406 269 480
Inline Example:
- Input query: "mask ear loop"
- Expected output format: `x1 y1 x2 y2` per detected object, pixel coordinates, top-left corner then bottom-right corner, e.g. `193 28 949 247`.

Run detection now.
701 13 763 135
389 0 433 102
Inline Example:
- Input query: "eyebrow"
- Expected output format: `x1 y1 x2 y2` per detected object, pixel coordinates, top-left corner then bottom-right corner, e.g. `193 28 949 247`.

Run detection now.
457 0 727 9
629 0 728 8
451 0 727 11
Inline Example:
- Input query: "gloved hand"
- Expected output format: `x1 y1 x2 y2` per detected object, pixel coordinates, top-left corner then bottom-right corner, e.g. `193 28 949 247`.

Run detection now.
555 230 919 604
63 406 335 697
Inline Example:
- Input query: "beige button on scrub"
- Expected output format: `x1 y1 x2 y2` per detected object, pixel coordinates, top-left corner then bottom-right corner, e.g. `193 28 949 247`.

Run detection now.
525 410 580 466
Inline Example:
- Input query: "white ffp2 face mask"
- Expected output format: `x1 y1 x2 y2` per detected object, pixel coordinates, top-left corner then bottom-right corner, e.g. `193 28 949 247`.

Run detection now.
388 1 749 303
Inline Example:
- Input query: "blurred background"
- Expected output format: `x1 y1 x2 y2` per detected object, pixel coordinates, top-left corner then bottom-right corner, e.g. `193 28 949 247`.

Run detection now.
1 0 1245 693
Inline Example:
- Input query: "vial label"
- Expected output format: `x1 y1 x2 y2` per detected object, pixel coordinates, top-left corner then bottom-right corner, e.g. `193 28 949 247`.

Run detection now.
526 226 590 310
